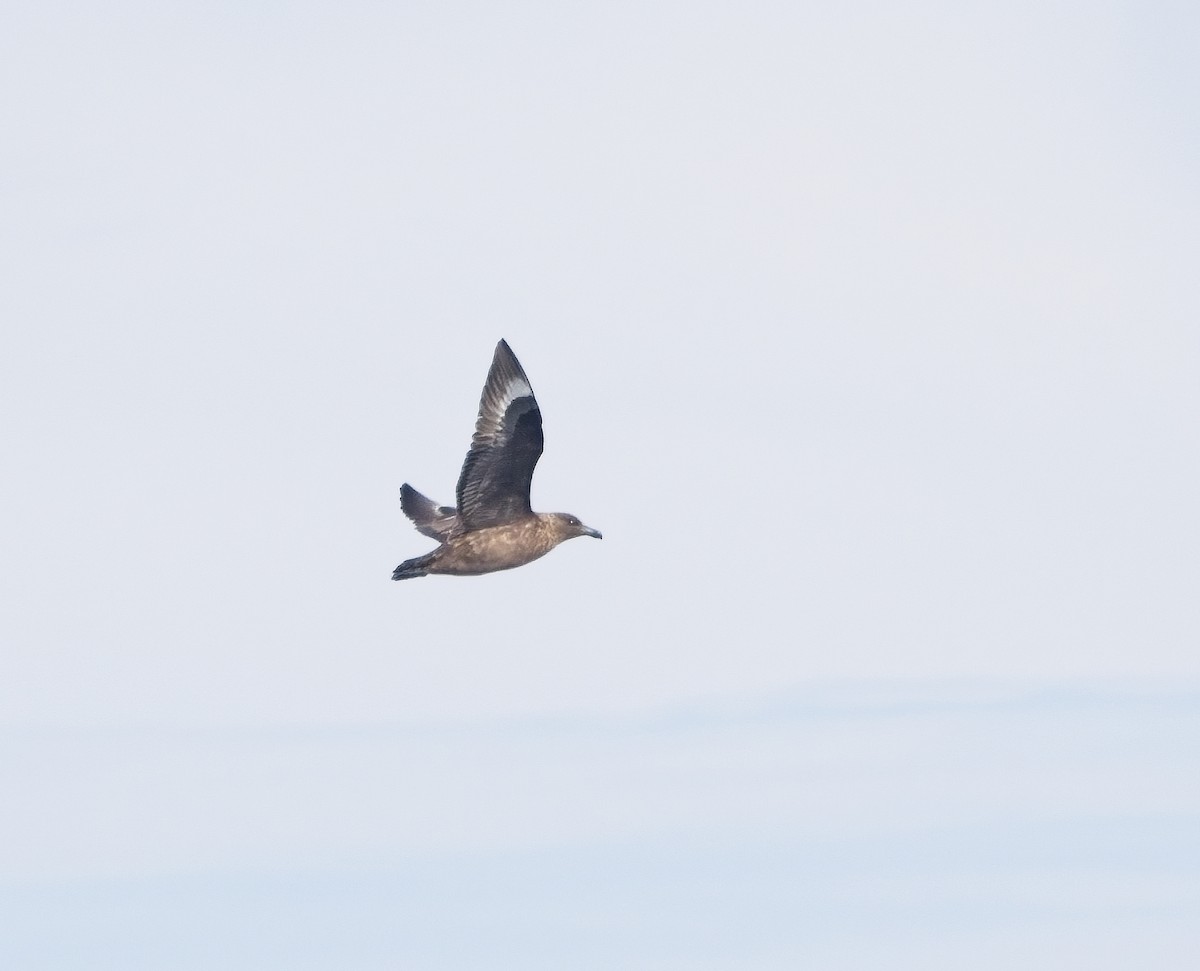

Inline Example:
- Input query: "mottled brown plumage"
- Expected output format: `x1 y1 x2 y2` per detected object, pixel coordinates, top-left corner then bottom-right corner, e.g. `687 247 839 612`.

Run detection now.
392 340 601 580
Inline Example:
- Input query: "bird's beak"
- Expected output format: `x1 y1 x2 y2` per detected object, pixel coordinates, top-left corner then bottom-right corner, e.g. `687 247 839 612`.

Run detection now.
583 526 603 539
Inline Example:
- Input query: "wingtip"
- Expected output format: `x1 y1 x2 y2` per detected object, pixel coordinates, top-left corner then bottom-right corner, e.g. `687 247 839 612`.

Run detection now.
491 338 530 380
495 338 517 363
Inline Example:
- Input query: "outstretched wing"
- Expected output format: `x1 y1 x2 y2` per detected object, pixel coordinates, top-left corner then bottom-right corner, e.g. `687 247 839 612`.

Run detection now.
400 483 459 541
455 340 544 530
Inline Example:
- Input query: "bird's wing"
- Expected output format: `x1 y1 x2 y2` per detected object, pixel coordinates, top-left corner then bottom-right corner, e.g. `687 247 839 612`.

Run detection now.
400 483 459 541
455 340 544 530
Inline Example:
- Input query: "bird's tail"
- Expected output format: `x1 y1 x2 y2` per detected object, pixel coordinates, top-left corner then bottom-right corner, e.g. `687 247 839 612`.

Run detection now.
392 552 434 581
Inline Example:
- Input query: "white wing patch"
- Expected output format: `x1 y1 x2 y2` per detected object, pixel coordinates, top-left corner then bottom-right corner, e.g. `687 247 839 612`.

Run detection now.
501 376 533 406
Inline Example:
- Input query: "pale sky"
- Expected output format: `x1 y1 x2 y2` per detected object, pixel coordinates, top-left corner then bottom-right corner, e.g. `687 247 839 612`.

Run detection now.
2 2 1198 968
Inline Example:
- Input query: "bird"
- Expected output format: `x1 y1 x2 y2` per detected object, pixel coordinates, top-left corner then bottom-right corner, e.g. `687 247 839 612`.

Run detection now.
392 339 602 580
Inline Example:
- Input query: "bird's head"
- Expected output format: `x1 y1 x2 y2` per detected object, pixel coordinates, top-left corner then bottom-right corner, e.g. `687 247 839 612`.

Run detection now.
548 512 603 541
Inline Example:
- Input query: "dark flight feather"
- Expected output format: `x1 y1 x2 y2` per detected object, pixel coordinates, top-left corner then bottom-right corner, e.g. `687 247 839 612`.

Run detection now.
455 339 544 530
399 483 458 541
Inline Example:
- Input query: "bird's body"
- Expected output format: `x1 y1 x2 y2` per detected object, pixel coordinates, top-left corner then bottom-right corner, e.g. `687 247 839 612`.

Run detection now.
392 340 601 580
393 512 591 579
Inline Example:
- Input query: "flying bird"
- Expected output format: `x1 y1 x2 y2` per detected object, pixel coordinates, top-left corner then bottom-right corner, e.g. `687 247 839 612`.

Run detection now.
392 340 602 580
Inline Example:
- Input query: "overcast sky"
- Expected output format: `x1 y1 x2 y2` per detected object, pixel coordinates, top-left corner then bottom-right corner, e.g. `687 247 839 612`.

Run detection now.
2 1 1198 967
